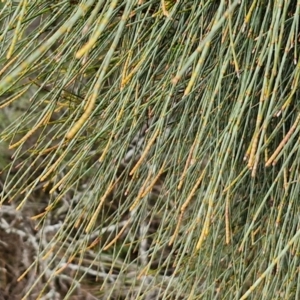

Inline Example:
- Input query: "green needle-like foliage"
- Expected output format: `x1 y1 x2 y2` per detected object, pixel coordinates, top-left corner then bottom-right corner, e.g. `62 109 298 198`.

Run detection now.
0 0 300 299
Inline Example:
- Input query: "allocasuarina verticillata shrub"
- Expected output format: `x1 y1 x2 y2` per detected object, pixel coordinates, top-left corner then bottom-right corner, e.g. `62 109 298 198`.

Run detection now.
0 1 300 299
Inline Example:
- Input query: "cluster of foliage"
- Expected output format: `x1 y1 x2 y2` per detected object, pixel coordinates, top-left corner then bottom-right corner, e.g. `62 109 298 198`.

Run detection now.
0 0 300 299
